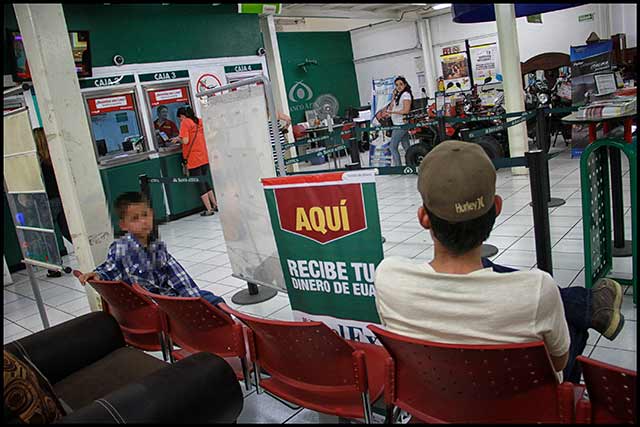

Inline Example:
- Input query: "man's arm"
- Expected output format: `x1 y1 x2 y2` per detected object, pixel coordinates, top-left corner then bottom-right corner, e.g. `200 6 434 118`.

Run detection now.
550 352 569 372
536 275 571 373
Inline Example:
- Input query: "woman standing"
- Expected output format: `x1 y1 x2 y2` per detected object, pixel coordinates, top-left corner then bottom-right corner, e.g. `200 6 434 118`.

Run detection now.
173 106 218 216
34 129 72 277
381 76 413 166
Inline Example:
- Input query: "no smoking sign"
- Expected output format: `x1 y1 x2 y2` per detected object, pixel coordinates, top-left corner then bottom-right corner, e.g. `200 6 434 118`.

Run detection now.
196 73 223 95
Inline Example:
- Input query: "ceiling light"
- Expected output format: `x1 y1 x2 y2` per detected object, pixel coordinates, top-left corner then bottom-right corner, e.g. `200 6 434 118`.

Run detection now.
432 3 452 10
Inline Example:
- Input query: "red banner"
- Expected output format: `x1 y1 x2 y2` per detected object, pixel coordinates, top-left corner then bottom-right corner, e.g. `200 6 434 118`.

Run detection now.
88 94 135 116
148 87 189 107
273 183 367 244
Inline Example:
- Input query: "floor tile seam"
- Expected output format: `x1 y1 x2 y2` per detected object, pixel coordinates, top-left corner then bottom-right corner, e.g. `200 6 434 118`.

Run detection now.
282 406 306 424
45 295 90 315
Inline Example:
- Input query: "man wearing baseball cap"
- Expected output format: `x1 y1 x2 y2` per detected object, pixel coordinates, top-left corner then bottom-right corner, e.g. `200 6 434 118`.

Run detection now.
375 140 625 383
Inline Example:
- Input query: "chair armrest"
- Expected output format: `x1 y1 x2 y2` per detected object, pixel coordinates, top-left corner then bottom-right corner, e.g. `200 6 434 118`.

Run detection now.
5 311 125 384
58 352 243 424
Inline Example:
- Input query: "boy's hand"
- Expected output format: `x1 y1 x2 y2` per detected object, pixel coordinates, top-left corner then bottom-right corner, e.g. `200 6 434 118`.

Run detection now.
78 272 100 285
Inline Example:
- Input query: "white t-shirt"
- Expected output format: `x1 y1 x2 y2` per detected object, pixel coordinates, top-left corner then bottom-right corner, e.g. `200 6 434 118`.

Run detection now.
390 92 412 125
375 256 570 359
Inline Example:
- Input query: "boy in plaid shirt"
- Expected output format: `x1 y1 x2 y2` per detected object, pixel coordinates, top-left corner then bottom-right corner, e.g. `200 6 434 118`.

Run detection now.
78 192 223 305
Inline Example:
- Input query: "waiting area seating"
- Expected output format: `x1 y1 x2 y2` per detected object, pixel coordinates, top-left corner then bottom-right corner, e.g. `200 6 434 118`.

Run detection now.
38 275 635 424
4 311 243 423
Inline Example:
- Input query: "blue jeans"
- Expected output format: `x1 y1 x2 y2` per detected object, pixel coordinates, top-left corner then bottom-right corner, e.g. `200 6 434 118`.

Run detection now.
388 129 410 166
199 289 225 305
482 258 590 383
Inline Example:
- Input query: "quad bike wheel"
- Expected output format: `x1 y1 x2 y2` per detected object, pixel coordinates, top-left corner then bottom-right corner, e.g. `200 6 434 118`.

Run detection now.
471 135 504 159
405 142 432 167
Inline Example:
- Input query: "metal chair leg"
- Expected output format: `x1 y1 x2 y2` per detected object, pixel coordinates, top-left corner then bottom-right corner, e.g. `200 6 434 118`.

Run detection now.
254 362 262 394
158 332 169 362
240 357 251 391
362 392 372 424
166 335 176 364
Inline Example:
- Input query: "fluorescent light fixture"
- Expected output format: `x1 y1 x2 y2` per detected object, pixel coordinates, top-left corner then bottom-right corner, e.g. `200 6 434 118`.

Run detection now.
432 3 452 10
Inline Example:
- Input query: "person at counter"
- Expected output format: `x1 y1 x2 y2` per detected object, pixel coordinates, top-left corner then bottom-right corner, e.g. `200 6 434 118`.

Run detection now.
171 106 218 216
154 105 179 146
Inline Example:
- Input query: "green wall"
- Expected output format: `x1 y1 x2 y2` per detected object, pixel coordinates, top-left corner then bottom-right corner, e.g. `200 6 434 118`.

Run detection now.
4 3 261 70
277 32 360 124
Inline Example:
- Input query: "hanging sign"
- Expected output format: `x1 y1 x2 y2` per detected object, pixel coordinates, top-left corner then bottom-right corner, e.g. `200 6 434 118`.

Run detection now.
238 3 282 14
87 94 135 115
148 87 189 107
224 63 264 83
262 171 384 343
79 74 135 89
138 70 189 82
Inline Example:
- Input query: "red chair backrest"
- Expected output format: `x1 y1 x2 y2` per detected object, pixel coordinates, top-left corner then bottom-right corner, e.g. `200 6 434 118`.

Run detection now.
133 285 244 358
577 355 636 424
369 325 572 423
220 303 366 392
85 279 163 349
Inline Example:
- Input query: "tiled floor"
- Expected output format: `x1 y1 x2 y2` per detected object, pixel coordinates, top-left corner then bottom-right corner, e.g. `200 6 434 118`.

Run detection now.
3 147 636 423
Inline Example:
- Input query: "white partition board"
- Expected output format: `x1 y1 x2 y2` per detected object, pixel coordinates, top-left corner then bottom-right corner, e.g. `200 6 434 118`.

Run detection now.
200 86 286 291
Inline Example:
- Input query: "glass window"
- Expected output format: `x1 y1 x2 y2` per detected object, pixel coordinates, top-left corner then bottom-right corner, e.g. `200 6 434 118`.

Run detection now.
146 85 191 148
86 93 146 159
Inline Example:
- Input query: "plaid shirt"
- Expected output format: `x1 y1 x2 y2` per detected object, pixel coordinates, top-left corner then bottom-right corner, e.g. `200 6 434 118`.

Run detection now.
95 233 202 298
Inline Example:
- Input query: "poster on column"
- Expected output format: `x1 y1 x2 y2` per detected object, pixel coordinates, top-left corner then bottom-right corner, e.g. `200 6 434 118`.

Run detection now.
262 170 384 343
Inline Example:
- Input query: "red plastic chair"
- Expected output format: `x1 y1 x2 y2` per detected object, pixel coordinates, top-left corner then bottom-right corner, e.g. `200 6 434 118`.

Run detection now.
132 284 251 389
369 324 581 423
575 355 636 424
72 270 168 360
219 303 387 423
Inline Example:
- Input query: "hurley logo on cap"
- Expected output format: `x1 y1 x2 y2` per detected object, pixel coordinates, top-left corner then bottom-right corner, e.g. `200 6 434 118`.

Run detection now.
417 140 496 223
455 196 485 215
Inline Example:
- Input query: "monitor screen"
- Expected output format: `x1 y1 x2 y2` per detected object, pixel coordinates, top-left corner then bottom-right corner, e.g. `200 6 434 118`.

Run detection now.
8 30 92 81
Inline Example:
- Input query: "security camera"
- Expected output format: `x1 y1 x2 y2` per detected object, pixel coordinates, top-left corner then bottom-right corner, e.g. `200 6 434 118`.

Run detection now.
113 55 125 66
257 47 266 56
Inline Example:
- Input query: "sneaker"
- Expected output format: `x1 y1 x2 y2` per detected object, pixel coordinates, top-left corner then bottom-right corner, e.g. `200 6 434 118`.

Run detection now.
590 278 625 340
200 210 215 216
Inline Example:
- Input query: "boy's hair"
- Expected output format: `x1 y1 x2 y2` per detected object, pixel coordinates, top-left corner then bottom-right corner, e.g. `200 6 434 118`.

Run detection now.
426 204 497 256
114 192 150 220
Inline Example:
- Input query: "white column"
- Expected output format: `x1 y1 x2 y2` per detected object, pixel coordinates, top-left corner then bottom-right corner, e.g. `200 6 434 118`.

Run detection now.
417 19 437 99
14 4 113 311
259 14 298 173
494 4 528 175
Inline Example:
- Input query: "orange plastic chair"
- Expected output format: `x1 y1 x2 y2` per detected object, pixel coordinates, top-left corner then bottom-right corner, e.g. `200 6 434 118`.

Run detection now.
132 284 251 389
73 270 168 360
575 355 636 424
220 303 387 423
369 324 583 423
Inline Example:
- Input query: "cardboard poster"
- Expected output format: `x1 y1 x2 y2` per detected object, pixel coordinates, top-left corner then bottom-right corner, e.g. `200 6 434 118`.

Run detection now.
469 43 502 83
262 171 384 343
441 52 471 92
